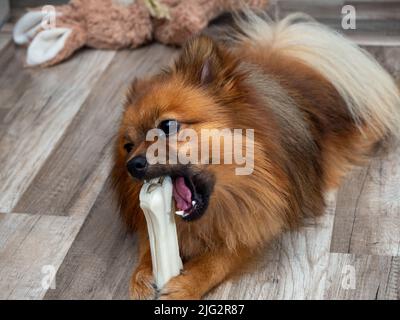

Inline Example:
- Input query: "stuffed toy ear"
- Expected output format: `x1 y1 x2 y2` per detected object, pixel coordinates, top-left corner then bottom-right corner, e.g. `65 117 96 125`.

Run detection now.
13 11 46 45
26 27 86 67
26 28 71 66
14 9 86 67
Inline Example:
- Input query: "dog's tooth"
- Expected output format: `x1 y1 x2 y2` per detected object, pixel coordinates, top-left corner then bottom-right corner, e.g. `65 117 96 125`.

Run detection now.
192 200 196 206
175 210 184 216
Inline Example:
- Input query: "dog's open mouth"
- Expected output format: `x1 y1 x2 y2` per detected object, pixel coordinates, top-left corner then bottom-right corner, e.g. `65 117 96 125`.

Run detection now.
172 176 208 221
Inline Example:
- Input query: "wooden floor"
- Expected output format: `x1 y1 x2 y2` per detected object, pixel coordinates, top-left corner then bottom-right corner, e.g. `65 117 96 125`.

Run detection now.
1 4 400 299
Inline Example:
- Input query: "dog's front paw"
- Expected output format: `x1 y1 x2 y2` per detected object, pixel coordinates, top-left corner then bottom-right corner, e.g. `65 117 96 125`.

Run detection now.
130 267 156 300
158 273 201 300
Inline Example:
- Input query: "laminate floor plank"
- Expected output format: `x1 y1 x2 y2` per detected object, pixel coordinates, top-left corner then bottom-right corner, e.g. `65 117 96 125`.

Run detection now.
0 212 84 299
324 253 398 299
0 32 11 53
0 46 115 213
44 178 137 300
330 144 400 256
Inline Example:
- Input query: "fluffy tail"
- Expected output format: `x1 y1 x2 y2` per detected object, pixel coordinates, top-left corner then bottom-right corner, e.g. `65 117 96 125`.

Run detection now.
231 12 400 139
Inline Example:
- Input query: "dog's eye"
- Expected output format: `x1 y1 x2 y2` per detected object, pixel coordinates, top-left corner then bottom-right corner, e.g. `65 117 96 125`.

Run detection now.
158 119 180 136
123 142 134 153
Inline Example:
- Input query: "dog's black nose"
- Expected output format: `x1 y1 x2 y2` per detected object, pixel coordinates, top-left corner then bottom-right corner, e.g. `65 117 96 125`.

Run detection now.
127 155 148 179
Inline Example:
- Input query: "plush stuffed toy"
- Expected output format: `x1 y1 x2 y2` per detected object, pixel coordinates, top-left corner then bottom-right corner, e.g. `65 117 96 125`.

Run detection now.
13 0 268 67
153 0 268 45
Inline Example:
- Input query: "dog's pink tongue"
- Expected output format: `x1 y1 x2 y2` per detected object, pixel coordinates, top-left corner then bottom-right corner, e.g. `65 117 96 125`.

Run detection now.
173 177 192 211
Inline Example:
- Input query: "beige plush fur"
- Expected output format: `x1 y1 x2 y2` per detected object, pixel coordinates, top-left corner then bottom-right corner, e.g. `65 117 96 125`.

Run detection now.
154 0 268 45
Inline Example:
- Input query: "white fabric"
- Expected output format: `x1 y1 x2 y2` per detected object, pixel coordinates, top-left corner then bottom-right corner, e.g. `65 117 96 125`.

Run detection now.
26 28 71 66
13 11 45 45
113 0 135 6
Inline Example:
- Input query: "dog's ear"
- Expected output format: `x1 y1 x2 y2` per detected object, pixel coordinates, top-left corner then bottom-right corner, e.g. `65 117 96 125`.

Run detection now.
125 75 167 106
125 78 152 106
174 36 234 87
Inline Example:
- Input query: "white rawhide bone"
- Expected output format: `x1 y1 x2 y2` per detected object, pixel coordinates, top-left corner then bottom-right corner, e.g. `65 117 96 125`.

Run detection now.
139 176 183 289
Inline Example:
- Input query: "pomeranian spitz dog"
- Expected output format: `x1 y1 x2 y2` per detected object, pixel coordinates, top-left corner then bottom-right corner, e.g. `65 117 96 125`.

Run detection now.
113 12 400 299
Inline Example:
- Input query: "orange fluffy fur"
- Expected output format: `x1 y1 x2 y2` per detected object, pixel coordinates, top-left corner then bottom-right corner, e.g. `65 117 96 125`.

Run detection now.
113 14 400 299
